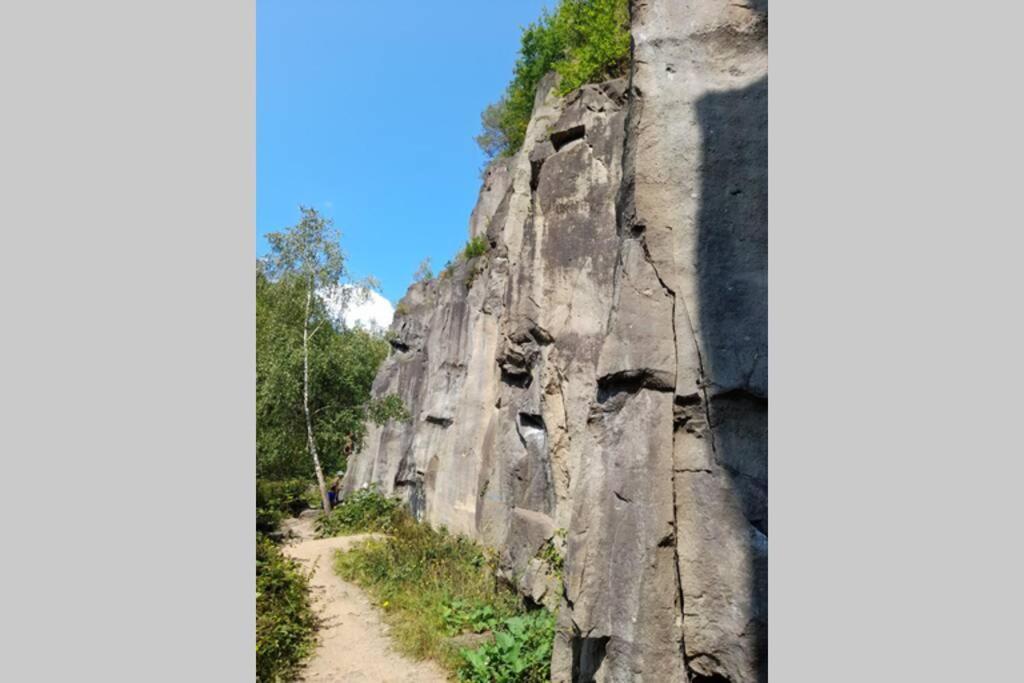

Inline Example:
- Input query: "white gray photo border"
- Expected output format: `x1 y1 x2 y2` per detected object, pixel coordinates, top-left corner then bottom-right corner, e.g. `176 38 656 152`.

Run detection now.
3 1 1024 681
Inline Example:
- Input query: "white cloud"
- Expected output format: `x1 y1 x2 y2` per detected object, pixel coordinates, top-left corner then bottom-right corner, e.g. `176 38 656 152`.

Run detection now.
319 284 394 333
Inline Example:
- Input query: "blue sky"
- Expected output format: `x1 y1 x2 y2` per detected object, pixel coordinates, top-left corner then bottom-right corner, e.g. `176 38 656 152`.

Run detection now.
257 0 551 304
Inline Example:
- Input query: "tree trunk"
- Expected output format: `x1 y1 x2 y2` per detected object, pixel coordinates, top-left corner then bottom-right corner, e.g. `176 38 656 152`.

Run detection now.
303 282 331 513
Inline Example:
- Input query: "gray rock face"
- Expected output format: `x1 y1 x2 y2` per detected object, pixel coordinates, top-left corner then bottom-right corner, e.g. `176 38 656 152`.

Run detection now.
342 1 766 680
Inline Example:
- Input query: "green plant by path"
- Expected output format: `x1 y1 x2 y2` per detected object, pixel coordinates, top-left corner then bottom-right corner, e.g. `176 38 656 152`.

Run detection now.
457 610 557 683
257 478 317 533
477 0 630 158
441 599 502 636
315 487 403 537
256 534 318 682
334 511 555 680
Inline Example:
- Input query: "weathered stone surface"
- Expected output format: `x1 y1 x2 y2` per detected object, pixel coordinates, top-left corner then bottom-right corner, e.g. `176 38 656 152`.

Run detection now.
557 386 684 682
344 70 628 554
622 1 768 681
343 1 767 680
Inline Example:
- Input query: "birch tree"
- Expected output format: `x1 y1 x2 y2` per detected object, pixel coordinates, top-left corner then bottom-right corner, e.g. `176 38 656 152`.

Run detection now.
263 207 348 513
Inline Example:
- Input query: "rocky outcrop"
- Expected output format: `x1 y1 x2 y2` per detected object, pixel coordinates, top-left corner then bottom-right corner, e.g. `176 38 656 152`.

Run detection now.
342 1 767 681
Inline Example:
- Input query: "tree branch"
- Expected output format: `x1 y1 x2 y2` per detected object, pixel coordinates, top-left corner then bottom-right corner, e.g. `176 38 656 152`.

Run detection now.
308 318 327 340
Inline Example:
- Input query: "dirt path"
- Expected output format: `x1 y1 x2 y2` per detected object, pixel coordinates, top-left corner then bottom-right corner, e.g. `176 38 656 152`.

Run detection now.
279 515 449 683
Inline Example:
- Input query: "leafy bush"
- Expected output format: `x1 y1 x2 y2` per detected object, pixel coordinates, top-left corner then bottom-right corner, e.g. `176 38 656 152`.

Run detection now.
550 0 631 97
536 534 565 580
334 513 538 673
257 479 314 533
302 483 324 510
463 236 490 260
457 610 557 683
366 393 411 425
477 0 630 158
256 534 318 682
315 487 403 537
258 479 313 515
475 100 510 159
441 599 502 636
257 507 284 534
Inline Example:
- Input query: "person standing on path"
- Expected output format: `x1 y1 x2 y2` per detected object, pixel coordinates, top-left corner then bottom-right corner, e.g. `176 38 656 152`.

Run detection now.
327 472 342 509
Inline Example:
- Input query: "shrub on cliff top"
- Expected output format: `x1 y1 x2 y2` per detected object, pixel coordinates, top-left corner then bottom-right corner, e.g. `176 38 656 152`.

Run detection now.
462 235 490 260
476 0 630 158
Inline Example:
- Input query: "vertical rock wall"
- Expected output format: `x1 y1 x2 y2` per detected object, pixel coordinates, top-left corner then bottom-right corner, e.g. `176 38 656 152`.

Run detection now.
342 1 767 680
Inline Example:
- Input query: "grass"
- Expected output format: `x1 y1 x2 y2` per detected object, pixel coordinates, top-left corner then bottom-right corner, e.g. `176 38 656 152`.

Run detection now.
461 237 489 290
315 485 403 537
256 534 318 682
331 491 556 681
462 236 489 260
536 529 566 580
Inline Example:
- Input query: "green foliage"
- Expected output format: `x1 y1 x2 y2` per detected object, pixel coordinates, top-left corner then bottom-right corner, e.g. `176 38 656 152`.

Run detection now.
262 209 348 344
302 483 325 509
549 0 631 96
441 599 501 636
477 0 630 158
475 100 510 159
334 512 541 674
258 207 408 490
256 534 318 682
256 479 314 533
258 479 313 517
455 237 490 290
315 487 404 537
463 236 490 260
256 507 284 535
536 532 566 579
257 269 404 480
457 611 557 683
367 393 410 424
263 206 346 289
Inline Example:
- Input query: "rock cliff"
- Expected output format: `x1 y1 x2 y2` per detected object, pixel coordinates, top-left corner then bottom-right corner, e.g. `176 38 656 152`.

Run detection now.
342 1 767 680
